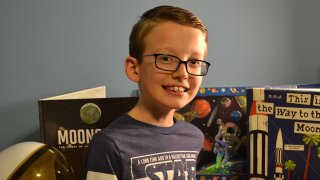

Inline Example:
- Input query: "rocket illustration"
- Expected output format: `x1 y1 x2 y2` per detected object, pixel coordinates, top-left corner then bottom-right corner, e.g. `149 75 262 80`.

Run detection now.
249 88 268 180
274 129 284 180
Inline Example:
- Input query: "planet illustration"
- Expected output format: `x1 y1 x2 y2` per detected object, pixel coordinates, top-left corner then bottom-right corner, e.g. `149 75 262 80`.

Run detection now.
199 87 206 94
230 88 238 93
211 88 218 93
220 97 232 108
191 99 211 118
182 111 197 122
174 112 185 121
231 110 242 122
80 103 101 124
235 95 247 111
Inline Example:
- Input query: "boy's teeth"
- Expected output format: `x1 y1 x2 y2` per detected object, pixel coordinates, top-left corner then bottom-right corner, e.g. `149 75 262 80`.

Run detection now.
168 86 185 92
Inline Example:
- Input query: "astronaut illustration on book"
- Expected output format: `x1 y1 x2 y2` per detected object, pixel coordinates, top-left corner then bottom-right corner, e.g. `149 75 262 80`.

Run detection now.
213 119 241 171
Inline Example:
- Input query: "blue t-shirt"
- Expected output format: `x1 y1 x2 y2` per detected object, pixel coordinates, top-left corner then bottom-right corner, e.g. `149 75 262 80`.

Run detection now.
84 114 204 180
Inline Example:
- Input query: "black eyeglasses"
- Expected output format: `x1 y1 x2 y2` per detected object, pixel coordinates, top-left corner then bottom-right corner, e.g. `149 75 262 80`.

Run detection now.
142 54 210 76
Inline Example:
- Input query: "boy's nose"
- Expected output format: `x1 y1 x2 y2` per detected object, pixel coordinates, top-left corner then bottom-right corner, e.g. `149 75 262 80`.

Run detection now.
172 63 188 79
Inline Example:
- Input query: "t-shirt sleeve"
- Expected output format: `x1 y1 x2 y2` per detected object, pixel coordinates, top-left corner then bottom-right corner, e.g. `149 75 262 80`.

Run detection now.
84 132 121 180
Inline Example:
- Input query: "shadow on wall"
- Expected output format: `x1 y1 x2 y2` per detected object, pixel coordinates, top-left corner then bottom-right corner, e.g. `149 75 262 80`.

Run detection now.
319 68 320 82
0 101 41 151
20 129 41 144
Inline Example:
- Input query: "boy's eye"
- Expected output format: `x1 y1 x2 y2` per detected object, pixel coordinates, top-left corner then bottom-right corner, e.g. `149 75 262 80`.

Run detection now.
188 60 201 67
158 55 176 63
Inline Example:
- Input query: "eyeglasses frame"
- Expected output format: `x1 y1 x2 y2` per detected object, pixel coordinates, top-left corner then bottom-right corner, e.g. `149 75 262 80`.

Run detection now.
142 54 211 76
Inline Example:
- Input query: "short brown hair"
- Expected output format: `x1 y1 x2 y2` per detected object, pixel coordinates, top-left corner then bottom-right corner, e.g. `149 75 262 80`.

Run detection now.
129 5 208 63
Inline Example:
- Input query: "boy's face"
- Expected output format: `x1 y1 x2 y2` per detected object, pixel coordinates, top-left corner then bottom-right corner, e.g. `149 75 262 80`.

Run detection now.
133 21 207 111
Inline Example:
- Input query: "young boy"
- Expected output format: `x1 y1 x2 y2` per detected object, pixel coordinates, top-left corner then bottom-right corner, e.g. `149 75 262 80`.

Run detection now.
84 5 210 179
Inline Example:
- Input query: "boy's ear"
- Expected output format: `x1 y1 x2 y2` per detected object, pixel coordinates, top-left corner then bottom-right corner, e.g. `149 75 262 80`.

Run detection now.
125 56 140 82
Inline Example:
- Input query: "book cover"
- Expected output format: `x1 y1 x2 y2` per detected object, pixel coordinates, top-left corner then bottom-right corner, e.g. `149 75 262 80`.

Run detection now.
38 87 138 179
247 85 320 180
175 87 248 180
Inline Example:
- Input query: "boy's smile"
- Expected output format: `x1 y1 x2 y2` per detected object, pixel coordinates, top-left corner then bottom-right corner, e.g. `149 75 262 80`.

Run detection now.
166 86 188 93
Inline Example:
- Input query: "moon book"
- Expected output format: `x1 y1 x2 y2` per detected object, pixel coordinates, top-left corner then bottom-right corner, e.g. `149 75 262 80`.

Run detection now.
38 86 138 180
175 87 248 180
247 84 320 180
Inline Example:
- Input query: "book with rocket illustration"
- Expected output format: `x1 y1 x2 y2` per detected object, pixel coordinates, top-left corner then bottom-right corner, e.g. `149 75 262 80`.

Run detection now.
175 87 248 180
247 85 320 180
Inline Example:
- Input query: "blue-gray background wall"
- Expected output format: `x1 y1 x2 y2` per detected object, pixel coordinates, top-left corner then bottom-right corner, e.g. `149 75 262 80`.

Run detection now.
1 0 319 151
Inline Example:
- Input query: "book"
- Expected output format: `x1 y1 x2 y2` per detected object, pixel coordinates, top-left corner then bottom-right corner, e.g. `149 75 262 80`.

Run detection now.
247 85 320 180
175 87 248 180
38 86 248 179
38 86 138 179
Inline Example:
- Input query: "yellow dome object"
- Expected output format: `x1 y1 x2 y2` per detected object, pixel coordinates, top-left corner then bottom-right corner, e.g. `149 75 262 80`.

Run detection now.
0 142 74 180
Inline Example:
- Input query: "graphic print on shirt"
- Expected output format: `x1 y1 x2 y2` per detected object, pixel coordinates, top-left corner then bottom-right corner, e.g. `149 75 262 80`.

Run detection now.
131 151 198 180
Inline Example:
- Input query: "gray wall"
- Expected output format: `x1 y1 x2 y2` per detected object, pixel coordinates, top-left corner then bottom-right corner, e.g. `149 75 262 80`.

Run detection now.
1 0 319 151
